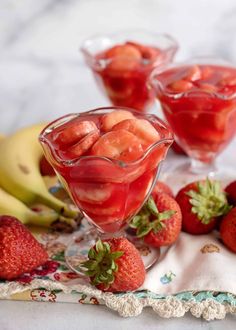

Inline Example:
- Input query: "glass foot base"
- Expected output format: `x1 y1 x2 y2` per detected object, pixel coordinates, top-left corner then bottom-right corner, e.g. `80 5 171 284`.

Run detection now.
160 161 236 194
65 228 160 275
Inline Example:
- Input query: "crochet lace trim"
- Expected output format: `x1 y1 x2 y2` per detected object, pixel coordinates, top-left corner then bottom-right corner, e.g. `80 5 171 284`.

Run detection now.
1 279 236 320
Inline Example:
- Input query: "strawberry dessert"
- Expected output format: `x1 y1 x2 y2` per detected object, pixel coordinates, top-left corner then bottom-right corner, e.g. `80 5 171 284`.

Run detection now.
39 108 173 233
151 63 236 163
81 33 178 112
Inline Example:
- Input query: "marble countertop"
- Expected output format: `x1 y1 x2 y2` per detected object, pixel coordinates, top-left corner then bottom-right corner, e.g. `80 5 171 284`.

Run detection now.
0 0 236 328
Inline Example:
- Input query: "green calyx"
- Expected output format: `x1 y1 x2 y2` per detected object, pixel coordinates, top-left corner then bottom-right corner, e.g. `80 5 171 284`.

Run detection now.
186 179 232 224
130 196 176 238
81 239 123 287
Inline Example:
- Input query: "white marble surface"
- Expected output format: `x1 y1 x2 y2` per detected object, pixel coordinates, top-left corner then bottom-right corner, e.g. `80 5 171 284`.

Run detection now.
0 0 236 328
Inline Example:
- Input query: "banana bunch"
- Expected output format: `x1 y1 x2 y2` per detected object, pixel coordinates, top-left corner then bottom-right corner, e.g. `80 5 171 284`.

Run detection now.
0 124 81 230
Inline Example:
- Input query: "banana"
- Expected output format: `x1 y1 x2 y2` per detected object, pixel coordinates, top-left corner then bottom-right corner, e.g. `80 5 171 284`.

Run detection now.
0 186 80 228
0 124 78 218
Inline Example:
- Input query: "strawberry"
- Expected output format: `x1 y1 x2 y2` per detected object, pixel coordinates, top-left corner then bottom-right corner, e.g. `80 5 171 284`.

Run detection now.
0 216 48 280
176 179 231 235
105 45 142 72
104 44 142 61
82 238 145 292
171 141 187 156
152 181 174 198
91 129 144 162
112 118 160 148
40 155 55 176
54 120 98 146
66 130 100 158
167 80 193 92
225 181 236 206
125 41 161 62
100 110 134 132
183 65 201 82
220 207 236 253
130 193 181 247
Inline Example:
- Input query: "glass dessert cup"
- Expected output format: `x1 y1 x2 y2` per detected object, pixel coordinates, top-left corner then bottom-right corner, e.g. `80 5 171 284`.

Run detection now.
149 58 236 192
39 107 173 273
81 30 178 113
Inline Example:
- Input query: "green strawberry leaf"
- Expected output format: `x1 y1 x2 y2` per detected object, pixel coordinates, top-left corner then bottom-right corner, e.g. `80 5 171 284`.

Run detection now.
110 251 124 260
186 178 232 224
158 210 176 221
146 196 159 216
136 224 152 238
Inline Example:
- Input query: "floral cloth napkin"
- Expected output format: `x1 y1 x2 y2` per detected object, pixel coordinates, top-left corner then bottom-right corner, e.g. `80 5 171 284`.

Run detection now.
0 182 236 321
0 220 236 321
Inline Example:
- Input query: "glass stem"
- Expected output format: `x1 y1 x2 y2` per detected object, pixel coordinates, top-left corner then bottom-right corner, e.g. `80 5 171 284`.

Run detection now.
190 159 217 176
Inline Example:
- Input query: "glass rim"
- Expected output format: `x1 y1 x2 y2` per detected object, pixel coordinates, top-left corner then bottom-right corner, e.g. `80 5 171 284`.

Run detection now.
39 106 174 168
80 30 178 69
149 56 236 100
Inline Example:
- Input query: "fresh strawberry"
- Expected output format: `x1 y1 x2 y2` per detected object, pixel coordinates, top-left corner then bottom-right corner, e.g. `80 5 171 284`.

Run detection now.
220 207 236 253
40 155 55 176
91 129 144 162
171 141 187 156
100 110 134 132
112 118 160 148
0 216 48 280
225 181 236 205
54 120 98 146
176 179 231 235
130 193 181 247
82 238 145 292
152 181 174 198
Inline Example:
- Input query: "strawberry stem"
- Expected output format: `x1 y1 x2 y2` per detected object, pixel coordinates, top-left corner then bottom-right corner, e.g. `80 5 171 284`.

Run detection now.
186 179 232 224
130 196 176 238
81 239 123 287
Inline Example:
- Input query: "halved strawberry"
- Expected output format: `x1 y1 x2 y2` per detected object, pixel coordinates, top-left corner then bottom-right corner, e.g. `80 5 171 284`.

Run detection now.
219 75 236 87
126 41 161 62
91 129 144 162
168 80 193 92
112 118 160 148
104 44 142 60
54 120 98 146
65 130 100 158
100 110 134 132
198 83 218 93
105 44 142 72
201 66 213 80
183 65 201 81
74 183 113 204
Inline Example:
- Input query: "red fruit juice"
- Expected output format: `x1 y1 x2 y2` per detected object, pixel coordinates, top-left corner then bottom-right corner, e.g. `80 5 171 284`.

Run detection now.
154 64 236 163
92 42 176 112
